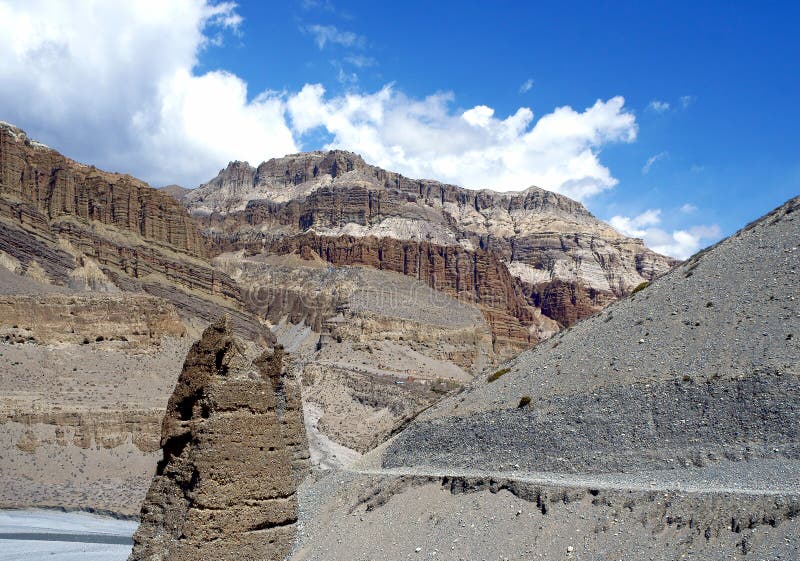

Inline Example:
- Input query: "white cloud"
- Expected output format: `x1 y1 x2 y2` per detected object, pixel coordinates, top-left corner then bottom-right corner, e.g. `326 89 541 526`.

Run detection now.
680 95 696 108
647 100 670 113
344 55 376 68
519 78 534 93
0 0 297 186
287 85 637 198
680 203 697 213
642 151 668 174
609 209 720 259
608 209 662 238
334 64 358 85
301 0 336 11
303 24 363 49
0 0 638 199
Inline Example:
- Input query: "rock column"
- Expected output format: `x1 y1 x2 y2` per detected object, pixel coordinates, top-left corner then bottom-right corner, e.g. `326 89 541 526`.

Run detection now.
129 318 309 561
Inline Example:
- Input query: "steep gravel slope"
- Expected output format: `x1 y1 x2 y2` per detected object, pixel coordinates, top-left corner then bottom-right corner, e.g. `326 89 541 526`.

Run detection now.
287 196 800 561
383 195 800 476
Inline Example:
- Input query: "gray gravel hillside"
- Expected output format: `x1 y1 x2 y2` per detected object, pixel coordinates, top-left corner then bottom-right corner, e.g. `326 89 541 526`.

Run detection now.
383 195 800 476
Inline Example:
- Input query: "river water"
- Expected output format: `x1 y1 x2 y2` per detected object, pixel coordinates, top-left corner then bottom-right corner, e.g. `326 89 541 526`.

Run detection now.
0 509 137 561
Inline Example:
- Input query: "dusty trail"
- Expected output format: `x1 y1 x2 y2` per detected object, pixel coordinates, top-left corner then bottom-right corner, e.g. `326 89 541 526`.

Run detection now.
352 457 800 497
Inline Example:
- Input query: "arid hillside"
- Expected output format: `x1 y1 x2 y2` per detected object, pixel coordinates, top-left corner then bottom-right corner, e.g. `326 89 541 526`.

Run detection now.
289 195 800 560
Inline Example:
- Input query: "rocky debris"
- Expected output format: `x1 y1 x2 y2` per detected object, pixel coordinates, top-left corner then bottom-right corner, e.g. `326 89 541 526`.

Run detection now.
384 369 800 473
187 149 674 335
302 364 448 453
292 470 800 561
129 318 309 561
382 196 800 478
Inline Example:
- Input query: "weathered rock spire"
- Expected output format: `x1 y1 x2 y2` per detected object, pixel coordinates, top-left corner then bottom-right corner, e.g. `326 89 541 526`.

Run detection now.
129 317 309 561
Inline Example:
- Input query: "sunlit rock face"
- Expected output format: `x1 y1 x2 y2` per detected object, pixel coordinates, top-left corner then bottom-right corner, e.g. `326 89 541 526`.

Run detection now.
186 150 676 352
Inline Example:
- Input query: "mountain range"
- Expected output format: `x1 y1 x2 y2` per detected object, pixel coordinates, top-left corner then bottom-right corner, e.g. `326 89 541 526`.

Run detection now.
1 120 796 560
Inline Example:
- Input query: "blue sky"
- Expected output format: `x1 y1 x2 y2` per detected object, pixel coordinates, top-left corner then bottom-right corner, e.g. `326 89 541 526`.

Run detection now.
0 0 798 258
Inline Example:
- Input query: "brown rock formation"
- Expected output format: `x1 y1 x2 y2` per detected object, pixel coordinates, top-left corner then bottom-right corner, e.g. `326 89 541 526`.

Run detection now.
0 122 273 344
9 410 164 453
0 123 206 256
129 318 309 561
187 150 676 341
522 279 617 328
0 293 186 345
265 232 548 353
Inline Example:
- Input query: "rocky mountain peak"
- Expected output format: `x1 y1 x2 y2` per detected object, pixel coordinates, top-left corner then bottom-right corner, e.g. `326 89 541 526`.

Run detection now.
182 148 675 344
1 120 51 150
253 149 370 187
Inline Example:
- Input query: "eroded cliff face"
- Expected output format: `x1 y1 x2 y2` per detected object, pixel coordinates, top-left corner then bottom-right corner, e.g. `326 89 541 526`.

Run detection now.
129 319 309 561
216 252 493 455
0 122 272 344
0 122 206 255
0 293 186 344
187 150 675 346
0 272 194 515
264 232 555 353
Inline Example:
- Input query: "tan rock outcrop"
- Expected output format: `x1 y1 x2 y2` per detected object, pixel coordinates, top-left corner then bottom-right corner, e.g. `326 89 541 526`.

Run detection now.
9 411 164 453
0 293 186 345
129 318 309 561
264 232 553 354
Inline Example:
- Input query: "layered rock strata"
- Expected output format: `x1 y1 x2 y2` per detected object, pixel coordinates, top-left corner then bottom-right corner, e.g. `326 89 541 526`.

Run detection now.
129 319 309 561
219 252 491 456
0 122 205 255
264 232 555 353
0 122 273 344
0 268 194 515
187 150 675 346
0 293 186 345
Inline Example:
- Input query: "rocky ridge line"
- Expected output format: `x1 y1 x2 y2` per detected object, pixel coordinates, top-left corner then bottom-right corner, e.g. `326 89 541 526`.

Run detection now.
185 150 675 349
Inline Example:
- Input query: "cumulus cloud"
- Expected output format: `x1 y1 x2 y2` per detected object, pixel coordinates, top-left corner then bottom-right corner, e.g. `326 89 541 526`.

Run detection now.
642 151 668 174
609 209 720 259
680 203 697 213
303 24 364 49
0 0 637 198
608 209 662 237
519 78 534 93
647 100 670 113
287 84 637 198
0 0 297 186
680 95 696 108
